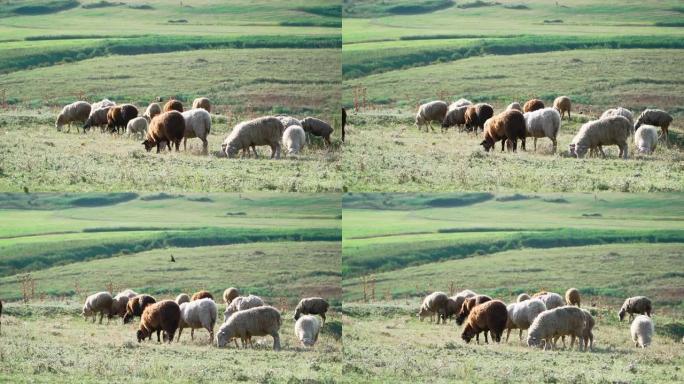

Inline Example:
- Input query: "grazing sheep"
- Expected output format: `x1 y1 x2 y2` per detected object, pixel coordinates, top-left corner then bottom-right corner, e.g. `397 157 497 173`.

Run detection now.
517 293 531 302
505 298 547 342
569 116 632 159
442 105 469 131
535 292 564 310
506 102 522 112
443 289 477 322
631 315 654 348
635 109 673 144
137 300 181 343
123 294 157 324
480 109 526 152
294 297 329 325
461 300 508 344
301 117 334 146
107 104 138 134
277 115 301 129
418 291 449 323
222 116 284 159
524 107 560 151
527 306 586 351
126 116 148 138
181 108 211 154
565 288 581 307
341 108 346 142
634 125 658 154
523 99 545 113
143 102 162 121
618 296 652 321
83 106 111 132
56 101 91 133
601 107 634 125
295 315 321 347
415 101 448 132
580 309 595 350
90 98 115 112
164 99 184 113
177 298 218 342
175 293 190 305
215 306 282 350
82 291 114 324
456 295 492 325
464 103 494 133
553 96 571 120
223 288 240 305
224 295 264 322
111 289 138 317
192 97 211 113
283 125 306 155
142 111 185 153
451 98 472 108
191 290 214 301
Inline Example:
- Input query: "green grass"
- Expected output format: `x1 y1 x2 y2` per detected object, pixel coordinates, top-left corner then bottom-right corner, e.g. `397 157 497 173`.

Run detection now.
343 0 455 18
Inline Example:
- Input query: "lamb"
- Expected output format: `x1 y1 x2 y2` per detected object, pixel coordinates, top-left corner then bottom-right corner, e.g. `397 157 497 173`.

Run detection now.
164 99 184 113
56 101 91 133
565 288 581 307
415 101 448 132
83 106 111 132
142 111 185 153
461 300 508 344
456 295 492 325
618 296 652 321
600 107 634 124
137 300 181 343
443 289 476 322
111 289 138 317
524 107 560 151
535 292 564 310
181 108 211 154
192 97 211 113
294 297 329 325
505 298 546 342
441 105 469 131
631 315 654 348
527 306 586 351
222 116 284 159
277 115 301 129
223 287 240 304
634 125 658 154
580 309 595 350
464 103 494 133
175 293 190 305
126 116 148 139
569 116 632 159
480 109 526 152
123 294 157 324
517 293 531 302
215 306 282 350
177 298 218 342
295 315 321 347
635 109 673 144
191 290 214 301
523 99 545 113
553 96 571 120
282 125 306 155
81 291 114 324
143 102 162 121
301 117 334 146
418 291 449 323
224 295 264 322
506 102 522 112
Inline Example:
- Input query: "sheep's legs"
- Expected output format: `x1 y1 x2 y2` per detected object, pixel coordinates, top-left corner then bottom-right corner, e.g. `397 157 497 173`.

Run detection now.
183 138 187 151
191 328 195 340
321 313 326 325
98 312 103 324
505 328 511 342
177 327 183 341
272 334 281 351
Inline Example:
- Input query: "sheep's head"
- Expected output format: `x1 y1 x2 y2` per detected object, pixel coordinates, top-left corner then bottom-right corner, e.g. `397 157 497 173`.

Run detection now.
215 328 233 348
136 328 149 342
527 335 544 348
123 312 134 324
460 325 475 344
142 139 156 152
55 114 65 131
293 308 302 321
417 306 429 321
618 308 626 321
81 306 92 319
480 139 494 152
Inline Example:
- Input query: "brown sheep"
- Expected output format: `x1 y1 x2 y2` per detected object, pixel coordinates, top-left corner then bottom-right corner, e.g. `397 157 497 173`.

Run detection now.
107 104 138 134
192 97 211 112
294 297 330 325
464 103 494 133
461 300 508 344
553 96 571 120
565 288 581 307
223 287 240 304
456 295 492 325
142 111 185 153
191 290 214 301
480 109 526 152
523 99 545 113
136 300 181 343
123 294 157 324
164 99 184 113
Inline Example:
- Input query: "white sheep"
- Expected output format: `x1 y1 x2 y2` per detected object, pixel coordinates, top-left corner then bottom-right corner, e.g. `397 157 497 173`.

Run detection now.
517 293 531 302
451 98 472 108
177 298 218 342
569 116 632 159
294 314 321 347
417 291 449 323
600 107 634 125
111 289 138 317
143 102 161 121
505 298 547 342
181 108 211 154
535 292 564 310
82 291 114 324
282 125 306 155
415 100 448 132
277 115 301 129
175 293 191 305
527 306 586 351
215 306 282 350
56 101 91 133
224 295 264 322
222 116 284 159
635 109 673 144
126 116 148 139
634 125 658 154
506 102 522 112
631 314 654 348
90 98 115 112
524 107 561 151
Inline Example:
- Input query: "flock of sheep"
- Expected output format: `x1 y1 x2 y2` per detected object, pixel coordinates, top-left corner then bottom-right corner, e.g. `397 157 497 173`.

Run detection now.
418 289 654 350
414 96 674 157
79 288 330 350
55 97 335 158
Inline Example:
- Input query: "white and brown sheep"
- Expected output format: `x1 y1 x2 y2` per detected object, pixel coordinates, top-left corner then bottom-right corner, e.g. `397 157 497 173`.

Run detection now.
418 291 450 324
143 102 162 121
181 108 211 154
415 101 448 132
111 289 138 318
569 116 632 159
553 96 571 120
82 291 114 324
618 296 652 321
215 306 282 350
600 107 634 125
224 295 264 322
223 287 240 305
635 109 673 144
565 288 581 307
177 298 218 342
456 295 492 325
56 101 91 133
505 298 547 342
192 97 211 113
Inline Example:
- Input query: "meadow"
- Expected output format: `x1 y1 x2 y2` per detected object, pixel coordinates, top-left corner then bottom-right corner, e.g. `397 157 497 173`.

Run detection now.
341 192 684 382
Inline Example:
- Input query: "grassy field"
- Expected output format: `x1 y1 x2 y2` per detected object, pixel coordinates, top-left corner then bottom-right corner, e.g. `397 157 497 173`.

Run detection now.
341 192 684 382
